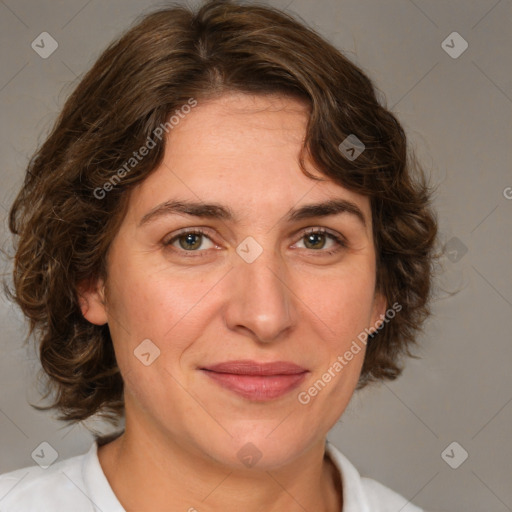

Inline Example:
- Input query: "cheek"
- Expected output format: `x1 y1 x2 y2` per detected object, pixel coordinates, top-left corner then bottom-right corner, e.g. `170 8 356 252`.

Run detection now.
298 271 373 411
302 263 377 343
104 254 218 363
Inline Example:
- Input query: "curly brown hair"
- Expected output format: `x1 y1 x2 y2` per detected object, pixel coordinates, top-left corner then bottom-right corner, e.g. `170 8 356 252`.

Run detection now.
7 0 439 425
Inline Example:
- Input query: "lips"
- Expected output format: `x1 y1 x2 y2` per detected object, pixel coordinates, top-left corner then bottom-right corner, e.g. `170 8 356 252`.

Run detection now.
202 360 307 375
200 360 308 401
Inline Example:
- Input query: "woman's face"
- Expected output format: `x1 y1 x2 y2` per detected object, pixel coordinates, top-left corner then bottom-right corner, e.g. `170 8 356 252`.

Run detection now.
82 92 386 469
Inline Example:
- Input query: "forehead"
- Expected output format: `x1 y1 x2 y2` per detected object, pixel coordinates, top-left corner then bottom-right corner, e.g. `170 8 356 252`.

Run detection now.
128 92 371 230
167 92 310 165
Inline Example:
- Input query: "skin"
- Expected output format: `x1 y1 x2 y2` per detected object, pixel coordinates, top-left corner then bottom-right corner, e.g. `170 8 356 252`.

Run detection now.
80 92 387 512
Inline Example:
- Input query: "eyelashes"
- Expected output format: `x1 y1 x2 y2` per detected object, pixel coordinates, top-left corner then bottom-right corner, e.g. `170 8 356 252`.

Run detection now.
162 227 347 258
163 228 215 253
299 227 347 255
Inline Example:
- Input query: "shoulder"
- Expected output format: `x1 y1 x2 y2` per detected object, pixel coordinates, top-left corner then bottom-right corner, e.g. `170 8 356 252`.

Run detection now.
325 440 423 512
0 445 93 512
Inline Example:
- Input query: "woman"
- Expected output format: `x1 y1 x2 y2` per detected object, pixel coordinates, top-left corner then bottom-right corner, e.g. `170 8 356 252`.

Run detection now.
1 0 438 510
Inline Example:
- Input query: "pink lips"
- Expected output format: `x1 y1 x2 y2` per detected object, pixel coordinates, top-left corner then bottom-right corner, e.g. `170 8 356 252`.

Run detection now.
200 360 308 401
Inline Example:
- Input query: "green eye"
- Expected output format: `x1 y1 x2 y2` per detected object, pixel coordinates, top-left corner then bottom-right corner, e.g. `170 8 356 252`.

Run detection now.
303 232 327 249
164 229 215 252
297 228 347 255
178 232 203 250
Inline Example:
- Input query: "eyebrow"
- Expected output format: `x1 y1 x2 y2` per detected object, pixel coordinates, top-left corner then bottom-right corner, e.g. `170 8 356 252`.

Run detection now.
138 198 367 228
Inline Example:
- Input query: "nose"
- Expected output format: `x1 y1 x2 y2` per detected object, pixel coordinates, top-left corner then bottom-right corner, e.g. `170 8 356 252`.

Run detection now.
223 243 296 344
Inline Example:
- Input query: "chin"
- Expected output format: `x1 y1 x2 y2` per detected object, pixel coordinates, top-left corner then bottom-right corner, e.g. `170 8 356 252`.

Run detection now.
201 428 317 471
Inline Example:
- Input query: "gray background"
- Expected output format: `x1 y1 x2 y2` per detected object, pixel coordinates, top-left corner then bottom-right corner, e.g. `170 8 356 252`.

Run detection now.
1 1 511 511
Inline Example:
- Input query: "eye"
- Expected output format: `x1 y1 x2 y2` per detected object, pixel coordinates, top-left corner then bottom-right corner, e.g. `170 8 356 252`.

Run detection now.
294 228 347 255
163 228 217 253
163 226 347 258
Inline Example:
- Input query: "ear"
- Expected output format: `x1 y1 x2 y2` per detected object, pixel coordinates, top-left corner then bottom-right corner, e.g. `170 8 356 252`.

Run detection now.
76 277 108 326
369 291 387 334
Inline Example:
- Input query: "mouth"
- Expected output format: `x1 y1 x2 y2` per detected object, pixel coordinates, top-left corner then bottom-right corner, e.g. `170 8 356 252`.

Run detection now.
200 360 309 401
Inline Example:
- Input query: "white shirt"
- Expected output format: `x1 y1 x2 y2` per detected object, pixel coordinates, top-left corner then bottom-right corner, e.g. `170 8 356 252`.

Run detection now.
0 440 423 511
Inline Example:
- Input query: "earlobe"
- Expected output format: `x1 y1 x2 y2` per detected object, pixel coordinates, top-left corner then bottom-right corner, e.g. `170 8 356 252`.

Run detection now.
76 278 108 326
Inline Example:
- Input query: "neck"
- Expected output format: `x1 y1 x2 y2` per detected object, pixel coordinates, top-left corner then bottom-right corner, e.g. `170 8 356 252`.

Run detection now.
98 421 342 512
